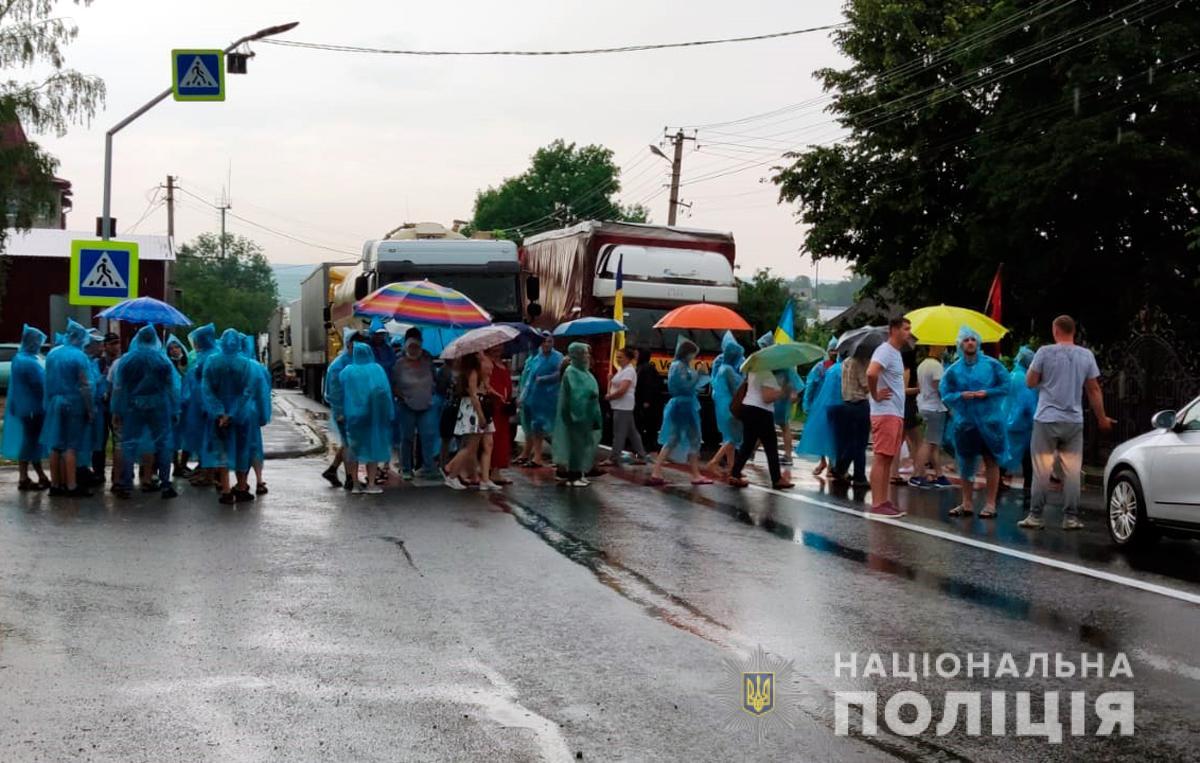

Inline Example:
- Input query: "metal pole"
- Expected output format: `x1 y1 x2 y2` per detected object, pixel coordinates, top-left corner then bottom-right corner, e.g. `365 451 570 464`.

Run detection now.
98 22 299 241
667 131 683 226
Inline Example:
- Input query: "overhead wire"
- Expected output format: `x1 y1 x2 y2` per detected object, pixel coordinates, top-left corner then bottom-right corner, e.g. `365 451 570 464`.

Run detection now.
174 185 360 256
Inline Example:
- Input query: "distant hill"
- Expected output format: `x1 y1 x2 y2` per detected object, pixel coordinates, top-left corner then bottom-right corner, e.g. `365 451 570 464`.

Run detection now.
271 263 314 305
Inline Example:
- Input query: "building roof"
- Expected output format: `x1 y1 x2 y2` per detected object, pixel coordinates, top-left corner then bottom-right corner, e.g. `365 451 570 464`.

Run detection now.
2 228 174 261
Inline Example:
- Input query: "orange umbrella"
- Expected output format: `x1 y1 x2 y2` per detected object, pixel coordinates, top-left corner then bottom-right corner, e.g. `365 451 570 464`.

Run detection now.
653 303 751 331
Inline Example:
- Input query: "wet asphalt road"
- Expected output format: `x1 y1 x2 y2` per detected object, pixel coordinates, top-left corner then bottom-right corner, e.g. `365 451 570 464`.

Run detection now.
2 435 1200 761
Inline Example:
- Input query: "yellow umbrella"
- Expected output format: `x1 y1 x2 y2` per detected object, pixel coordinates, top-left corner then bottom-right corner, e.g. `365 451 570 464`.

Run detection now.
905 304 1009 346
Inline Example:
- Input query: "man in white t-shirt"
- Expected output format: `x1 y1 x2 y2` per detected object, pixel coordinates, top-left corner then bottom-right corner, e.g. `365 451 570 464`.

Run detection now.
911 345 951 488
729 369 793 490
604 347 647 465
865 317 911 517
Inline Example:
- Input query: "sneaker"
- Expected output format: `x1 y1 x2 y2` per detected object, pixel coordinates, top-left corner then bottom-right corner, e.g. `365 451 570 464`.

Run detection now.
478 480 501 492
418 468 442 481
444 475 467 491
933 476 953 488
1017 514 1045 529
161 486 179 500
343 476 355 491
908 476 931 489
233 489 255 503
321 467 342 488
365 485 384 495
780 456 794 466
728 476 750 488
402 470 415 482
1062 517 1084 531
773 481 795 490
869 502 906 518
569 478 591 487
351 482 366 495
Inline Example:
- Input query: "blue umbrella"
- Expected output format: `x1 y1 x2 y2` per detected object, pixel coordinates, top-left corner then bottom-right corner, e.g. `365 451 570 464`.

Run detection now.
96 296 192 327
553 317 626 337
499 322 542 355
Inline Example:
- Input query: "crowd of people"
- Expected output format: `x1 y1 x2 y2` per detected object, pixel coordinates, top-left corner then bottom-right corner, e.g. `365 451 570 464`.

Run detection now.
5 312 1111 530
1 319 273 503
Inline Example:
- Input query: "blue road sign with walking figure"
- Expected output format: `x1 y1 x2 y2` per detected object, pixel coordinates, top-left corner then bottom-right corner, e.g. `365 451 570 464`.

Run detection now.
172 49 225 102
70 239 140 306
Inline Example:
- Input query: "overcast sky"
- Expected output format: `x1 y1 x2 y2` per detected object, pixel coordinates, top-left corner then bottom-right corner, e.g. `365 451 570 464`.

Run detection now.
37 0 853 281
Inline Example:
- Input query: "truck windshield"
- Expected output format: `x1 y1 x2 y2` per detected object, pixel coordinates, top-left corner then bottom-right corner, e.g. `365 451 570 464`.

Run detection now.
621 307 725 354
382 273 520 321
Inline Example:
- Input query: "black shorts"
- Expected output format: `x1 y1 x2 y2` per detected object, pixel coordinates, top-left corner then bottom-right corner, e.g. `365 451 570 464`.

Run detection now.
904 395 920 431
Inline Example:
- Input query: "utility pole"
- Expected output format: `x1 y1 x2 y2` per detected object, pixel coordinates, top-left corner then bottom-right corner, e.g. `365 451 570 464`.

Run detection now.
665 129 695 226
165 175 175 238
218 189 231 258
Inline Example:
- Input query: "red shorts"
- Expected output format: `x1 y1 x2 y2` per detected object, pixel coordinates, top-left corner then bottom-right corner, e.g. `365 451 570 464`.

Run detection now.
871 415 905 457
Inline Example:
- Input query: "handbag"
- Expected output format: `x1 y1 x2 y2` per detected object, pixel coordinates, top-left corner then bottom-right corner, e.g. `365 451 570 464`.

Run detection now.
730 379 749 420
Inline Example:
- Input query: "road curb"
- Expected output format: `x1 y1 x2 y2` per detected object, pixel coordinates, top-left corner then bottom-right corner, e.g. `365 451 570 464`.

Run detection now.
268 393 327 459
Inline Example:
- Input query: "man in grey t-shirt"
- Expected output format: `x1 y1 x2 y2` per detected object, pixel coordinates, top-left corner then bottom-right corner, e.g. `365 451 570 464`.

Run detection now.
1018 315 1114 531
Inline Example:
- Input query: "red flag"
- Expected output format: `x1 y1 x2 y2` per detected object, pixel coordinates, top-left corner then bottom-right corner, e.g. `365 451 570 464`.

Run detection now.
984 264 1003 324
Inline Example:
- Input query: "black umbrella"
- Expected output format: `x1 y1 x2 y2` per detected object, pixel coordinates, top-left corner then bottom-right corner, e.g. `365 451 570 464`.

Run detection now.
836 326 888 360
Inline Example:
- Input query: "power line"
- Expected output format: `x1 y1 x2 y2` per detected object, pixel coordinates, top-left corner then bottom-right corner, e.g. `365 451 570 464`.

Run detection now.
260 23 846 57
175 186 360 256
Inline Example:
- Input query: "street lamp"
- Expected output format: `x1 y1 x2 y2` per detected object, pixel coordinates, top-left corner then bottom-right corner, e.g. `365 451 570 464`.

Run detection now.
99 21 300 240
649 144 669 162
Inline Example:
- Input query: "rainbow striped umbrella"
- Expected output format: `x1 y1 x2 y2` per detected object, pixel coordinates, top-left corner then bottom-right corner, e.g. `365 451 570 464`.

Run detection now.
354 280 491 328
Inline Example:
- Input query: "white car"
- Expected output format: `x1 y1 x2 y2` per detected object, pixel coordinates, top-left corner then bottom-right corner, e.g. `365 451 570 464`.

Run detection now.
1105 396 1200 546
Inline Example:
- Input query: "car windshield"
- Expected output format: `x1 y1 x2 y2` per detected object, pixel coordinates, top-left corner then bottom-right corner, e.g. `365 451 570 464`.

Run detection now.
621 307 726 354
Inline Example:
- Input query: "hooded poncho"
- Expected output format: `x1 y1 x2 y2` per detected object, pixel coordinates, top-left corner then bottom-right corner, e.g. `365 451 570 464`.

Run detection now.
39 319 93 452
711 331 745 448
1 325 48 461
939 326 1011 475
339 343 395 463
657 338 709 462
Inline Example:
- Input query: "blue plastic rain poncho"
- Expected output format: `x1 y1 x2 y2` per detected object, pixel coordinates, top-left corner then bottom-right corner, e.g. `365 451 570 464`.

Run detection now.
1 325 48 461
803 338 839 412
80 343 108 459
939 326 1011 477
523 341 564 436
711 331 745 447
658 339 709 462
200 329 256 471
516 355 538 435
181 324 218 455
324 328 359 445
241 334 273 466
112 325 179 486
339 343 395 463
164 335 189 451
39 319 94 453
1002 346 1039 472
797 359 842 459
755 332 802 426
551 343 603 472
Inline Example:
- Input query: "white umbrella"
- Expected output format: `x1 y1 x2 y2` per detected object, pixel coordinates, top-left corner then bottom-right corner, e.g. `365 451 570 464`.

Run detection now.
439 324 520 359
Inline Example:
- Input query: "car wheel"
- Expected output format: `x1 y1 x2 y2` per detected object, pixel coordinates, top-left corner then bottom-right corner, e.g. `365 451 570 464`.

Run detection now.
1107 470 1156 547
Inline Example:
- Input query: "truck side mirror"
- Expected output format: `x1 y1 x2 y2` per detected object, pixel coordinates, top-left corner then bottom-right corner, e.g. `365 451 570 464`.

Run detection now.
355 274 370 301
526 275 540 302
526 302 543 320
322 306 331 323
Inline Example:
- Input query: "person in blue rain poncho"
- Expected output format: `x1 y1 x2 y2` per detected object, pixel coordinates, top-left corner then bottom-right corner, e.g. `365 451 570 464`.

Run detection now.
650 337 711 485
78 331 110 487
181 324 218 483
165 335 190 475
797 348 843 476
242 334 273 495
369 317 397 372
939 325 1010 518
520 333 563 468
322 328 362 490
704 331 745 477
339 342 395 494
513 351 540 467
40 319 94 496
111 325 180 499
201 328 257 504
1003 346 1039 493
757 332 804 464
2 325 51 490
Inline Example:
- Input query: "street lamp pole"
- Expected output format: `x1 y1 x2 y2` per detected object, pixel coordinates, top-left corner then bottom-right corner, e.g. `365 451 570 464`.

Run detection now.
100 21 299 241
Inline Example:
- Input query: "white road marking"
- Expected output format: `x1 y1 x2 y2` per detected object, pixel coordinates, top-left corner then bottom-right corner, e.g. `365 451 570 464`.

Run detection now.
748 484 1200 606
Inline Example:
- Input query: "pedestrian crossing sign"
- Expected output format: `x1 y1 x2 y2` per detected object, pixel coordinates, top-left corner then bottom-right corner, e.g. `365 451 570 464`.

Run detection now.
172 49 225 102
70 239 139 306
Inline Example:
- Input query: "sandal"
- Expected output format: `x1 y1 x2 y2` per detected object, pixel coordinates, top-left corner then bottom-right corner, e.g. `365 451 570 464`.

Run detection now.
948 505 974 517
256 483 269 495
17 478 36 491
979 507 997 519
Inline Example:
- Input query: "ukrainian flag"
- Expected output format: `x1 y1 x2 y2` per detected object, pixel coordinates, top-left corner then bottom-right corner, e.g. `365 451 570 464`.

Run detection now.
773 299 795 345
611 253 625 369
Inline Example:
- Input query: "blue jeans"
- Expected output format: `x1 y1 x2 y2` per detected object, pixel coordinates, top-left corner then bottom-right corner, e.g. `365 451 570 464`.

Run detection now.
396 402 440 472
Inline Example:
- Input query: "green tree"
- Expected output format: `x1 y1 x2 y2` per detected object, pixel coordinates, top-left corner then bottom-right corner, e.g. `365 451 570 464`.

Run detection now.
175 233 279 335
737 268 794 339
471 140 648 240
773 0 1200 347
0 0 106 310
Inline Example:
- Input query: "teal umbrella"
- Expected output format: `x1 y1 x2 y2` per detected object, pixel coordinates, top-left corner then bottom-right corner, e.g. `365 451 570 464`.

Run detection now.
740 341 825 373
